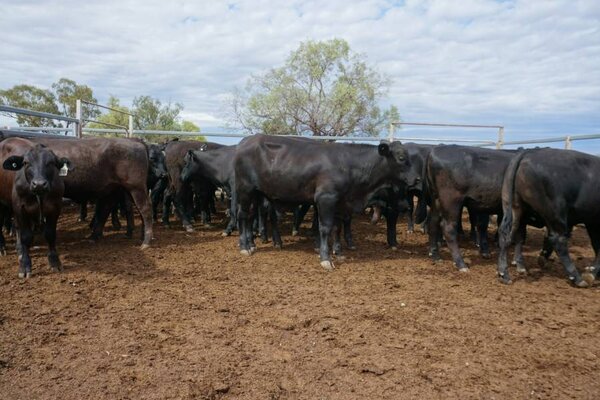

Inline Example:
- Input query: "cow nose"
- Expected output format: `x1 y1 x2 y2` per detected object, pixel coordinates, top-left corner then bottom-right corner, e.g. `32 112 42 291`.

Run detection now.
31 180 49 193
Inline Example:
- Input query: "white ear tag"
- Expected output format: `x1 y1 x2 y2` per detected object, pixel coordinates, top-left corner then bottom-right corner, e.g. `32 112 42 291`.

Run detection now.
59 164 69 177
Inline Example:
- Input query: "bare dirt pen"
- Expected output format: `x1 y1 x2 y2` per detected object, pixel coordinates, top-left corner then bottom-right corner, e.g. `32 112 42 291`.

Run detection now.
1 203 599 399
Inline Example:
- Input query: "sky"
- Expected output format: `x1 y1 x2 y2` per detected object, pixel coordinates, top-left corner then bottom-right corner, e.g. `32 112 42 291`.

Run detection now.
1 0 599 150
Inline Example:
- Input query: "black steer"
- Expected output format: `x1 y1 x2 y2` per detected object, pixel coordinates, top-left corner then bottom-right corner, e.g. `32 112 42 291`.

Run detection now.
498 148 600 287
0 138 71 278
234 134 415 270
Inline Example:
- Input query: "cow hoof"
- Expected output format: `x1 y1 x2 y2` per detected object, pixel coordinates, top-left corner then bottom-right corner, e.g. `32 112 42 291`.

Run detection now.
240 249 252 256
18 272 25 279
582 272 595 285
516 265 527 274
292 230 299 237
498 277 513 285
574 279 589 288
480 252 491 259
320 260 335 271
407 229 414 234
335 255 346 262
184 226 194 233
140 243 150 250
389 246 398 251
0 248 6 257
458 267 469 273
537 256 548 268
347 245 357 251
221 231 230 237
273 244 282 250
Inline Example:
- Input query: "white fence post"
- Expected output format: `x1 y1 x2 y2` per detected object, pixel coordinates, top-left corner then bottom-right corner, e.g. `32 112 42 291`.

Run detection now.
128 115 134 138
388 122 395 142
565 136 572 149
75 99 82 138
496 126 504 149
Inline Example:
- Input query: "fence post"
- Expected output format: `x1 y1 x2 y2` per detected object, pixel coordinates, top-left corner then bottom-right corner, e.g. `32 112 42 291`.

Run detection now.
388 122 395 142
565 136 572 149
496 126 504 149
75 99 82 138
128 115 133 138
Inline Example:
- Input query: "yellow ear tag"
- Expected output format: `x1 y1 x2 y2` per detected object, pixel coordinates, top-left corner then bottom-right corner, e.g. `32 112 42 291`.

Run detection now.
59 164 69 177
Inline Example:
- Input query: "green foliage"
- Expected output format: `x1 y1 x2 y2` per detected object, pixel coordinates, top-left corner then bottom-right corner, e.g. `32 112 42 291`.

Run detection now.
132 95 183 131
52 78 100 125
180 120 200 132
0 84 61 127
86 95 131 134
230 38 398 136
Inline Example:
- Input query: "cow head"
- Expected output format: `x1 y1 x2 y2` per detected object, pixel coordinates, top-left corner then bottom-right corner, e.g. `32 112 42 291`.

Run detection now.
378 141 420 188
148 144 168 180
181 149 200 183
3 144 72 195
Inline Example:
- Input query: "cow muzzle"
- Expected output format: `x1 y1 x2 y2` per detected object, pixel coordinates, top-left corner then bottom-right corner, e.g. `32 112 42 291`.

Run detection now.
31 179 49 195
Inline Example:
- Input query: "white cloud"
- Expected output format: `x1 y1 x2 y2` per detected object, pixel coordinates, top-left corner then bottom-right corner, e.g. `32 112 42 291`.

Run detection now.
1 0 599 136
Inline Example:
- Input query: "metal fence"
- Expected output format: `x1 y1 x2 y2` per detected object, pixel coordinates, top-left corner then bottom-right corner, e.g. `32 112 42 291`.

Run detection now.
2 103 599 150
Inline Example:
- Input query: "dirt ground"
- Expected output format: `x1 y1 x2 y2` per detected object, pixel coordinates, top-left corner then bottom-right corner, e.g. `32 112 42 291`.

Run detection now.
0 203 599 400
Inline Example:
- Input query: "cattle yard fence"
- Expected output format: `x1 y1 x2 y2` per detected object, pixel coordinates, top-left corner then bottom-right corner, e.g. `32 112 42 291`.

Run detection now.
2 103 600 151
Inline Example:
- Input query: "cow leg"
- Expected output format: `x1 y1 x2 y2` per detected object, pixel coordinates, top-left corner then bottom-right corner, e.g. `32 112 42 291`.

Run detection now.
174 185 194 232
78 201 88 222
110 205 122 231
316 194 337 271
343 214 355 250
90 197 114 241
122 193 135 239
406 196 415 234
257 201 269 243
127 187 153 249
537 230 554 268
547 230 587 287
162 188 173 227
44 213 62 272
237 189 257 255
293 203 311 236
312 208 320 251
428 201 442 261
438 197 467 270
510 222 527 273
151 178 167 221
332 217 343 256
385 207 399 249
584 225 600 281
15 221 33 278
0 205 9 256
468 207 478 245
476 213 491 258
223 187 237 236
270 206 282 249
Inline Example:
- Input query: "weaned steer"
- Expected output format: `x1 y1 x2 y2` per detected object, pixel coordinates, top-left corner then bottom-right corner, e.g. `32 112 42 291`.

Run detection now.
498 148 600 287
180 144 237 236
164 140 223 231
0 138 71 278
425 145 519 271
30 137 153 248
234 134 415 270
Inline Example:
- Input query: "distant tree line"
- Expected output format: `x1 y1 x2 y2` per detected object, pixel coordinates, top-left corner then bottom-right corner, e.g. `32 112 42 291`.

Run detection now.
0 78 202 141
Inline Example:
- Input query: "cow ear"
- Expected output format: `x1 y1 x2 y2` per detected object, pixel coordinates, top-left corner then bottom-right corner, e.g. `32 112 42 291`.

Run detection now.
378 142 391 157
187 149 196 160
59 157 73 171
3 155 24 171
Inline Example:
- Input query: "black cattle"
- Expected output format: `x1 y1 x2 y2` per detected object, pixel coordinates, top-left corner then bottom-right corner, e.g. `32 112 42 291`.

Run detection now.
147 143 169 220
30 137 153 248
234 134 416 270
163 140 223 231
498 148 600 287
180 144 237 236
0 138 71 278
425 145 522 271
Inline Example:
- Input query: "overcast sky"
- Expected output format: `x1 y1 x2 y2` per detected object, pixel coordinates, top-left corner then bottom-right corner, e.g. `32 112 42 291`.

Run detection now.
1 0 599 148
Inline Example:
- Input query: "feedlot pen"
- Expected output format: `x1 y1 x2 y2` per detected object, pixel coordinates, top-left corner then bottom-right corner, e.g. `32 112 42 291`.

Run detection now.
0 204 599 399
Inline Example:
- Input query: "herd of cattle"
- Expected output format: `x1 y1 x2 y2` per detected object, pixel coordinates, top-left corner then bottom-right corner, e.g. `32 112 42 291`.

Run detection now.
0 130 598 288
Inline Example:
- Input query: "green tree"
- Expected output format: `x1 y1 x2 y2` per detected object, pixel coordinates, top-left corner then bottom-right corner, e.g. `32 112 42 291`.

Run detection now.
132 95 183 130
52 78 100 125
0 84 61 127
180 120 200 132
86 95 131 131
229 38 397 136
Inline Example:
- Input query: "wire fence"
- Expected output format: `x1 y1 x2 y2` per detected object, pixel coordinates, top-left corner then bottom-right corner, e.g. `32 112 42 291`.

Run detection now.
2 103 600 152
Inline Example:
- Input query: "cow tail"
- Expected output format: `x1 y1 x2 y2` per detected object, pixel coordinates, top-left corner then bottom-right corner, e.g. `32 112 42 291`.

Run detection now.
498 149 528 245
414 153 431 225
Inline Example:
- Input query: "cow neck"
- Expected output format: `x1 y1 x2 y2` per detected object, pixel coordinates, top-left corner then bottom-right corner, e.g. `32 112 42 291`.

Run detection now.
352 151 392 191
197 152 225 182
